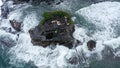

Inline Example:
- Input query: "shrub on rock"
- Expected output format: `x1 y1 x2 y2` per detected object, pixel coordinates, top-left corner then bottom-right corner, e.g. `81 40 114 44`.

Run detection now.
29 11 75 48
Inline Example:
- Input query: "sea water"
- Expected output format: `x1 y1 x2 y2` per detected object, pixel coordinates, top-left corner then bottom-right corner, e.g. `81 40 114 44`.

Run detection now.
0 0 120 68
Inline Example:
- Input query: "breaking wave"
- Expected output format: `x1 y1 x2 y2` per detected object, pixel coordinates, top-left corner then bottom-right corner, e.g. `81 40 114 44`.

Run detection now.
0 1 120 68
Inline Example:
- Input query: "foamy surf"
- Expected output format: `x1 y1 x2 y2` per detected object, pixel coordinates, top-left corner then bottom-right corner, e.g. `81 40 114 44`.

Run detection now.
0 1 120 68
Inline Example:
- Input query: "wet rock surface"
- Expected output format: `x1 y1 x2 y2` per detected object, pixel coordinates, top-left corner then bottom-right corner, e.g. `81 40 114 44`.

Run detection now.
13 0 55 5
87 40 96 51
10 19 22 32
29 11 74 48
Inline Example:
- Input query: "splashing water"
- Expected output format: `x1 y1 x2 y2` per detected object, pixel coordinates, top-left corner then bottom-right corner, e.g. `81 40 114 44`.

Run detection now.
0 0 120 68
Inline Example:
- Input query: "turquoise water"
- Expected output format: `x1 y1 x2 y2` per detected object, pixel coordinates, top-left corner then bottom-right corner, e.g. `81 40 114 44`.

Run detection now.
0 0 120 68
89 59 120 68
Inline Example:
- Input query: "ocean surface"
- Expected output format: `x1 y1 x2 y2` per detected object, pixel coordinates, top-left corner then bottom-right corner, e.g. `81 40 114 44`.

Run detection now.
0 0 120 68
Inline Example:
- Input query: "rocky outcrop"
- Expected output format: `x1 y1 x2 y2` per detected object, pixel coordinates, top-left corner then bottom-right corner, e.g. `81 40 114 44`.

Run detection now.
29 11 74 48
10 19 22 31
87 40 96 51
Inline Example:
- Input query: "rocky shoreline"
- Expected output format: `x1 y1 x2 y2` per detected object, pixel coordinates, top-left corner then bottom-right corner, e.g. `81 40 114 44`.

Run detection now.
0 1 97 50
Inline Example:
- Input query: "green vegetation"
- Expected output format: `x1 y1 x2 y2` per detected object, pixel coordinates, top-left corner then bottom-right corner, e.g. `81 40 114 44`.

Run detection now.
55 29 58 33
40 11 73 25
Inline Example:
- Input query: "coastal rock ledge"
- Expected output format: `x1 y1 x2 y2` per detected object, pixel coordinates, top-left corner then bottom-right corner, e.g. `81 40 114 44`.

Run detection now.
29 11 75 48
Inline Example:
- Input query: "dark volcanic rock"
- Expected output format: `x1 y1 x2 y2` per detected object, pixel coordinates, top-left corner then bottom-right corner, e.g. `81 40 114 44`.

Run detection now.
87 40 96 51
29 11 74 48
13 0 30 3
10 19 22 31
13 0 55 5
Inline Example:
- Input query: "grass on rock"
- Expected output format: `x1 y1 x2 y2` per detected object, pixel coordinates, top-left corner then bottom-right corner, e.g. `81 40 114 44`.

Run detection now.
40 11 73 25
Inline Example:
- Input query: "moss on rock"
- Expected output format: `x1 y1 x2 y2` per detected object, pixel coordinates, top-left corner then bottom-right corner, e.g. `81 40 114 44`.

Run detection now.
40 11 73 25
29 10 75 48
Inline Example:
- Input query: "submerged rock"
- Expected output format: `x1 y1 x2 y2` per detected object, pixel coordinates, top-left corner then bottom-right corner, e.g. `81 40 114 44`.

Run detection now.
10 19 22 31
29 11 75 48
87 40 96 51
0 27 12 33
13 0 64 5
0 36 16 47
13 0 54 5
1 2 9 19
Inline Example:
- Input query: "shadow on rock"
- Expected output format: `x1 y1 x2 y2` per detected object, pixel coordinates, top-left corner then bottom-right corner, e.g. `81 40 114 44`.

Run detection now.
10 19 22 32
29 11 75 49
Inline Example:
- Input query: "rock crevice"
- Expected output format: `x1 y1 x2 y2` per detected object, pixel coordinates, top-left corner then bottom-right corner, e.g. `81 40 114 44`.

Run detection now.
29 11 74 48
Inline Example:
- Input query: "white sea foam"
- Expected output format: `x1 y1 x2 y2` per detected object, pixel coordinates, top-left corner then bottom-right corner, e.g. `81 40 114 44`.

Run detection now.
75 2 120 58
76 2 120 40
2 1 120 68
0 0 2 19
0 0 2 6
22 12 39 32
9 33 69 67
